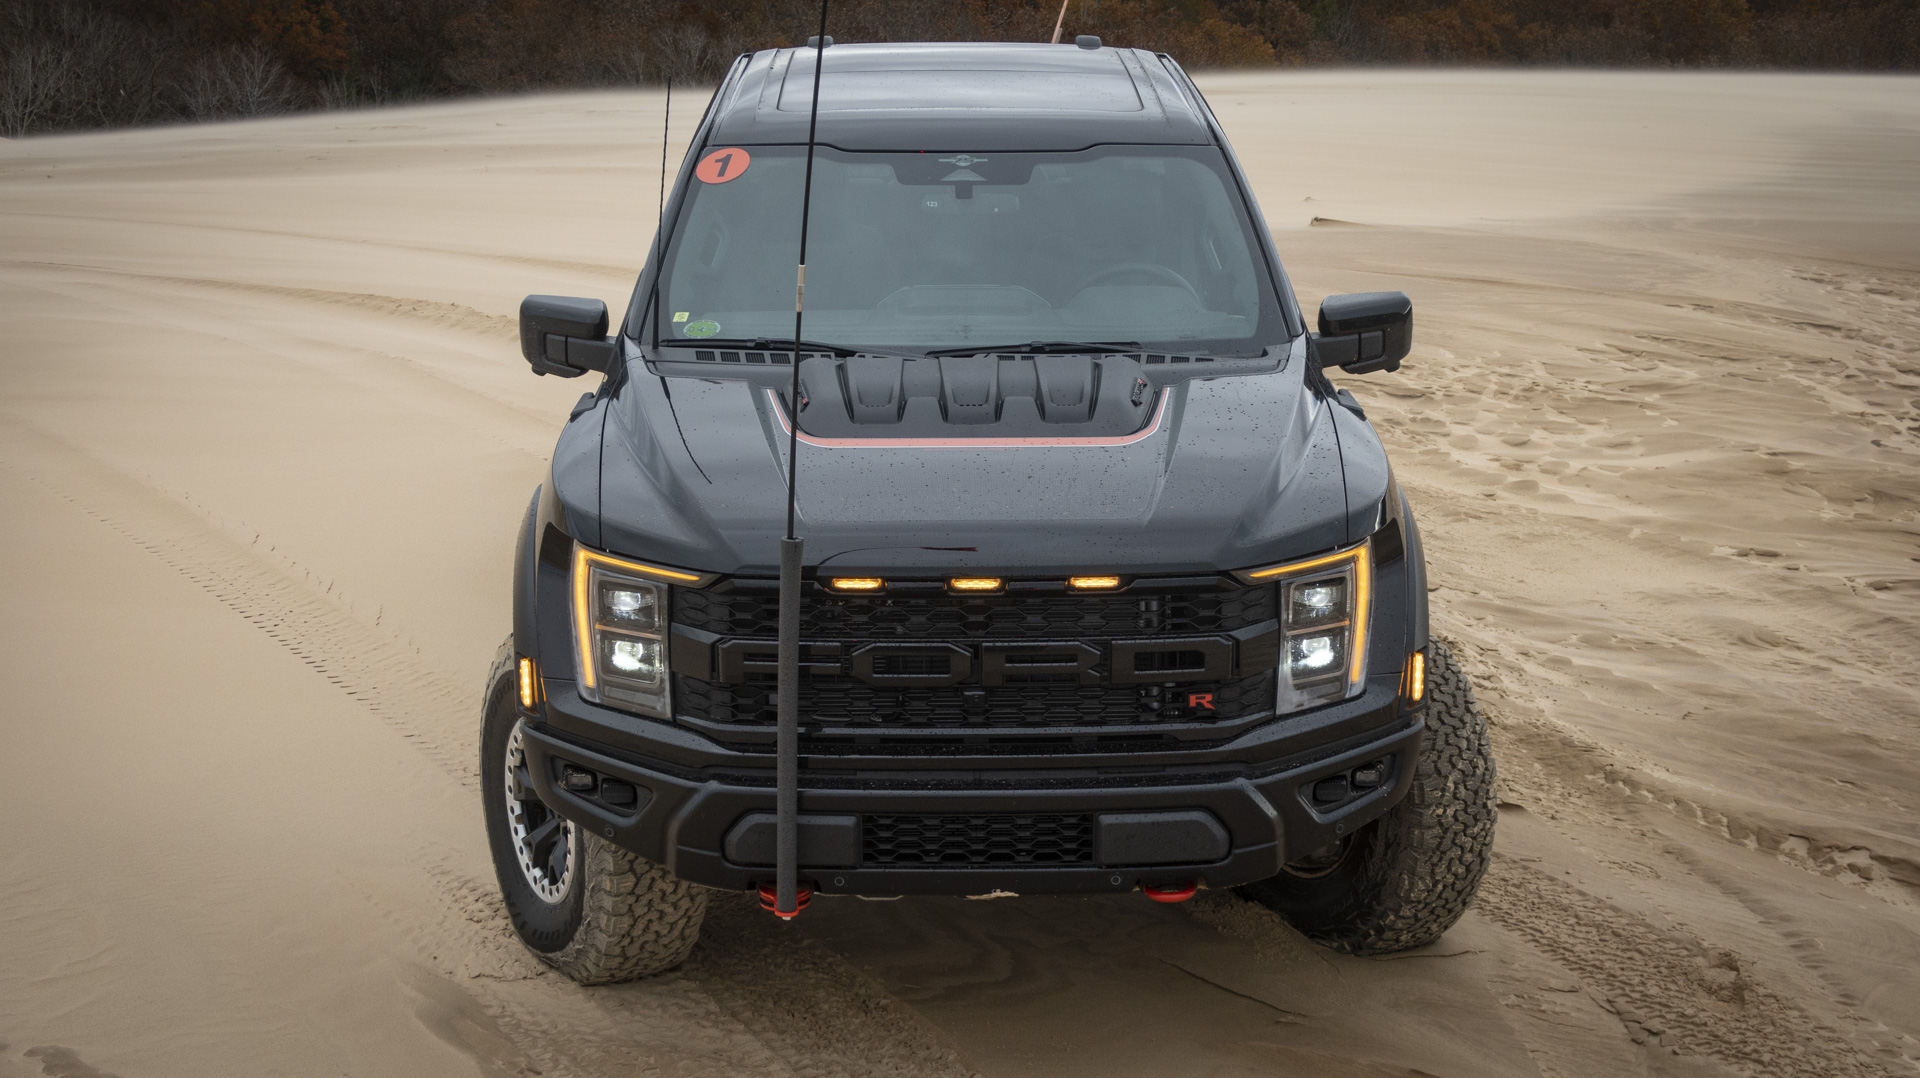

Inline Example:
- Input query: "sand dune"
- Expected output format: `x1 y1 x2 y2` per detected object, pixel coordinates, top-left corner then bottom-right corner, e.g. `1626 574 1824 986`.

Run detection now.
2 71 1918 1077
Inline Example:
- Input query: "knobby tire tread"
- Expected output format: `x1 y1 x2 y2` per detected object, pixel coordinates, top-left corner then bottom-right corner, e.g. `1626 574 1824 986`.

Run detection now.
1240 638 1496 955
484 638 708 985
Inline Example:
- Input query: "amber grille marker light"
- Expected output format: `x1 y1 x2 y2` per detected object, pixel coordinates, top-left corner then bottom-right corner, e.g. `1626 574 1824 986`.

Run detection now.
829 577 883 591
518 657 536 709
949 577 1003 591
1068 575 1122 590
1410 651 1426 702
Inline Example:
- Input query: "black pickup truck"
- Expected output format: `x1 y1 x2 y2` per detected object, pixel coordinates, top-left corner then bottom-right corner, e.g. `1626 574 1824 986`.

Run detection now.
481 39 1495 983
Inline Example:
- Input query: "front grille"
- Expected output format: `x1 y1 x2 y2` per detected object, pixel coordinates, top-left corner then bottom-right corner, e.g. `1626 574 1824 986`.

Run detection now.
675 586 1275 639
673 581 1278 751
863 813 1094 867
676 671 1273 729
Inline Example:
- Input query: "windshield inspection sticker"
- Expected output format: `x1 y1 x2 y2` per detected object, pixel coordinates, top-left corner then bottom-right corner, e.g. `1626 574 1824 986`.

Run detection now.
673 311 689 322
695 148 750 184
682 319 721 338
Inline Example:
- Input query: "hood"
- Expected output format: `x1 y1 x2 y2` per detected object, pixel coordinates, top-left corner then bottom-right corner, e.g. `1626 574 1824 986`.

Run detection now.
595 337 1353 576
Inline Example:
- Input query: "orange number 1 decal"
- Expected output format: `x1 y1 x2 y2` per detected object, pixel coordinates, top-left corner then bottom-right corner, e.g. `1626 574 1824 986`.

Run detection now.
696 148 751 184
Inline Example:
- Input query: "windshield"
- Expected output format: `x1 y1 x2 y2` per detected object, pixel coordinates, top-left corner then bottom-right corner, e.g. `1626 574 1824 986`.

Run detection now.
653 145 1282 354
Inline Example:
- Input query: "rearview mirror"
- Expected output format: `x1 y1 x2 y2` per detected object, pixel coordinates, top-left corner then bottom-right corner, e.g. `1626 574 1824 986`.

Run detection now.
1311 291 1412 375
520 295 617 377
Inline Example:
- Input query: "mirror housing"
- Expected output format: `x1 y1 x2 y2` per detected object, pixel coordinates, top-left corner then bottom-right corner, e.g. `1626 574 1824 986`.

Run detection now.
520 295 616 377
1311 291 1412 375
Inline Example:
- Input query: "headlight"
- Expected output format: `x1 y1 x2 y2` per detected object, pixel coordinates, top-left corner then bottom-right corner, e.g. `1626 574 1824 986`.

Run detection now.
1244 539 1372 714
573 546 687 718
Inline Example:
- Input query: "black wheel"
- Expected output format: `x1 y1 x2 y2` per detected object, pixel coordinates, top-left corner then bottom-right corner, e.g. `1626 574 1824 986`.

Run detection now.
482 637 708 983
1237 638 1496 955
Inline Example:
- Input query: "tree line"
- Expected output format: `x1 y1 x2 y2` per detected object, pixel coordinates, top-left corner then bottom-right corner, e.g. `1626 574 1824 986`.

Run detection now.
3 0 1915 137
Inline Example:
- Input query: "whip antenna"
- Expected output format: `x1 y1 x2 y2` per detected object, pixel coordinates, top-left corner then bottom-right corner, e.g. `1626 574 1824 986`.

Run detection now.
649 78 671 344
773 0 830 921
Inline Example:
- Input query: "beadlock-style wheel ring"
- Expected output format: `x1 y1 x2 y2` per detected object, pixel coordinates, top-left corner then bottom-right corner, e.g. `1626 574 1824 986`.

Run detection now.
505 723 576 904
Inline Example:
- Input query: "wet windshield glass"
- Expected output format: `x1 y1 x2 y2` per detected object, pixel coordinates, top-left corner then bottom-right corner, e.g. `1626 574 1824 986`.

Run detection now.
655 145 1281 354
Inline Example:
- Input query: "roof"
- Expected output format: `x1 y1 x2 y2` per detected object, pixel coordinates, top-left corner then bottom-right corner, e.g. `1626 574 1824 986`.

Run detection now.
706 42 1215 152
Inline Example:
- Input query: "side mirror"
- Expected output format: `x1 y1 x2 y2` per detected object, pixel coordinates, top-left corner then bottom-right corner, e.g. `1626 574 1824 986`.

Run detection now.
520 295 617 377
1311 291 1412 375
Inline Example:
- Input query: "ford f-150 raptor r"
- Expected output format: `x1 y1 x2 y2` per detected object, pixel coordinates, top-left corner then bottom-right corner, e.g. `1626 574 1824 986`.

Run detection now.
482 37 1495 983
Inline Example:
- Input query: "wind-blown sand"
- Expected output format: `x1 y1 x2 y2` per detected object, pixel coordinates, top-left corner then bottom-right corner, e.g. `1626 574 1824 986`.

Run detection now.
2 70 1917 1077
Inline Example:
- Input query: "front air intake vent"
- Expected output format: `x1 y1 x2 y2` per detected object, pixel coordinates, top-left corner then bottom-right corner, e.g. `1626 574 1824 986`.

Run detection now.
863 813 1094 866
691 349 808 364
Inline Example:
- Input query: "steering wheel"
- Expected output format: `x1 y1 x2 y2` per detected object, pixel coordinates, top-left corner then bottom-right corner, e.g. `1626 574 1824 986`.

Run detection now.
1069 262 1201 297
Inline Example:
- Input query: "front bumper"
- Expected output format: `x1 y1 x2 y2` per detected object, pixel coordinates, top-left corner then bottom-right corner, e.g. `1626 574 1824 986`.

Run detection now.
518 682 1424 895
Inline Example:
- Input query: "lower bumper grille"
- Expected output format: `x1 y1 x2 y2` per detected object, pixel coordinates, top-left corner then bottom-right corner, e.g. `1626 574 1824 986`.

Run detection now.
863 813 1094 867
675 672 1273 730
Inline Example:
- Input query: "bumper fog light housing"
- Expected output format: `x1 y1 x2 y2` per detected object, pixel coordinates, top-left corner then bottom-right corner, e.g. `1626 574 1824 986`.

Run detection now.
561 765 598 793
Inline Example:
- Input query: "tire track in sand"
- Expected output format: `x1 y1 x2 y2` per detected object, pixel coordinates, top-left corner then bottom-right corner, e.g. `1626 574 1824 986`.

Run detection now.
1477 855 1899 1078
0 419 970 1078
683 895 974 1078
0 418 479 787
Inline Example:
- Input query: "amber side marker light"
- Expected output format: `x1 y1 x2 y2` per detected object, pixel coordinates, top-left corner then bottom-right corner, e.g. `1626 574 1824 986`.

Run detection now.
518 657 537 709
1068 575 1122 590
829 577 884 591
950 577 1003 591
1408 652 1426 703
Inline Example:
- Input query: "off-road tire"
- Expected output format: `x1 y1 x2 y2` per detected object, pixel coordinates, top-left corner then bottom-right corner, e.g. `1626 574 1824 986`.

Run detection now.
482 638 708 984
1237 638 1495 955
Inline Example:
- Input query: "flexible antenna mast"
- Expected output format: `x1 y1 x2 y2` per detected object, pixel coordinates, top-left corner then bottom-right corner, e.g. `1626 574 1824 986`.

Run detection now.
649 78 672 345
1050 0 1071 43
773 1 830 921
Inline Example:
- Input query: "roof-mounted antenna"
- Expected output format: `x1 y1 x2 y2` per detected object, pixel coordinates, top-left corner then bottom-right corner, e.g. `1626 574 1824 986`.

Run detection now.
648 78 671 346
771 0 830 922
1050 0 1071 43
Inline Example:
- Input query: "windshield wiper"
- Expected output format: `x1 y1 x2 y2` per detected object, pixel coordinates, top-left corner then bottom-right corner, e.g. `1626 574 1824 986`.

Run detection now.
655 338 931 362
657 337 859 356
924 340 1143 357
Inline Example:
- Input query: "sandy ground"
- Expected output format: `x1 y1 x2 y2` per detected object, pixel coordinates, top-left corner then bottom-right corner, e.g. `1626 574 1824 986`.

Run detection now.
1 69 1917 1078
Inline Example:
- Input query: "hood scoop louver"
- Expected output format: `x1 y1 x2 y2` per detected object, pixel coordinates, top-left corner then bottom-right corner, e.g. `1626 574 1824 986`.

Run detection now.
657 346 1279 443
799 354 1156 440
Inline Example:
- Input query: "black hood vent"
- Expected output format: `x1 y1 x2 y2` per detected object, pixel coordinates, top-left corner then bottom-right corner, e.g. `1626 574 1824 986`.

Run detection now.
794 353 1159 439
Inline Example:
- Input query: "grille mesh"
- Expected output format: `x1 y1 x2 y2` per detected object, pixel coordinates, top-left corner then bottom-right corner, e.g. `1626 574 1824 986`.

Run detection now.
863 813 1094 867
673 582 1277 746
676 671 1272 729
675 586 1275 639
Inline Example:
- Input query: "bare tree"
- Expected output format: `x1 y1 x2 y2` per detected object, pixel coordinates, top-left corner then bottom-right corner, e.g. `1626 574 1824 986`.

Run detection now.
180 44 301 120
650 22 719 84
0 40 73 137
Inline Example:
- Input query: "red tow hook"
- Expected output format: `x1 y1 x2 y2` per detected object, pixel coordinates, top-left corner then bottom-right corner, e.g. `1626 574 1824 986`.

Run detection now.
758 882 813 919
1141 880 1199 903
